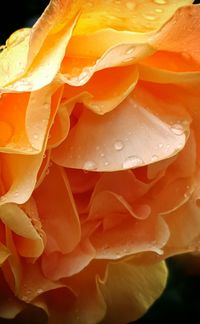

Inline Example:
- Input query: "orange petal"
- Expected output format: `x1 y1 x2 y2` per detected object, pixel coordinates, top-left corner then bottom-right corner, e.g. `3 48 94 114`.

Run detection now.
150 5 200 64
42 239 96 280
0 152 44 205
34 163 81 254
164 189 200 257
18 262 63 303
90 215 169 259
62 65 138 114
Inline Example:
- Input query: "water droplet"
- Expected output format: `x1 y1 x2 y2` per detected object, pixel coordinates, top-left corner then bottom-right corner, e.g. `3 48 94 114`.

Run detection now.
154 0 166 4
36 289 44 294
100 152 105 158
114 140 124 151
14 192 19 197
33 134 39 140
104 161 109 166
126 47 134 55
170 123 184 135
151 155 158 162
78 70 89 83
83 160 97 171
158 143 163 148
155 8 163 13
123 156 143 169
145 15 156 21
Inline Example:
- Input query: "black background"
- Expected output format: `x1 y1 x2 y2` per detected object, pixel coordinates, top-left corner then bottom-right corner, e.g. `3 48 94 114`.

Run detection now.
0 1 200 323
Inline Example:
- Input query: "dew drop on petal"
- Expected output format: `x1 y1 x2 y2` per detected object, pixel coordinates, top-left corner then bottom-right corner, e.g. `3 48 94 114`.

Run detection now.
144 15 156 21
155 8 163 13
170 123 184 135
114 140 124 151
151 155 159 162
154 0 166 4
123 155 143 169
83 160 97 171
126 47 135 55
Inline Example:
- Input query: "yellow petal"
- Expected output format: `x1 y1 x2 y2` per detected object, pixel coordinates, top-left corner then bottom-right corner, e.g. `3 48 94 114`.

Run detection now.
0 242 10 265
0 4 79 91
0 271 24 319
73 0 192 34
0 29 30 89
0 203 44 258
98 259 168 323
0 152 44 205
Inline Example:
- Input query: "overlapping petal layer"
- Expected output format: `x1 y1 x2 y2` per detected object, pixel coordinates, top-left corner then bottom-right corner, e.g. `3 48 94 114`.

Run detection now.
0 1 199 324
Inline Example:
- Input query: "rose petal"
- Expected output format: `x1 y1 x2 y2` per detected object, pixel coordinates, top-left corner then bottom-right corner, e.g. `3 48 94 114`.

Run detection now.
0 242 10 265
0 271 24 319
0 152 44 205
98 259 167 323
0 29 30 90
42 239 96 280
34 163 81 254
90 215 169 259
0 203 44 258
62 65 138 114
52 93 188 171
150 4 200 64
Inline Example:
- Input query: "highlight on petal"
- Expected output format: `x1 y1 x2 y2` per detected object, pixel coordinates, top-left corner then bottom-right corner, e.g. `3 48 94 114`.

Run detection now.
98 259 168 324
52 85 189 171
73 0 192 35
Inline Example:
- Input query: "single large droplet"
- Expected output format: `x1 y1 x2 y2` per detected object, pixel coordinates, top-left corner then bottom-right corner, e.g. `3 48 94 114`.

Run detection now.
123 155 143 169
0 121 13 146
151 155 159 162
114 140 124 151
83 160 97 171
170 123 184 135
126 47 135 55
144 15 156 21
154 0 166 4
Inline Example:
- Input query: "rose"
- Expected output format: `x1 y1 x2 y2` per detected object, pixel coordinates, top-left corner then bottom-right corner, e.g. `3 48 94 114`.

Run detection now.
0 0 200 323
